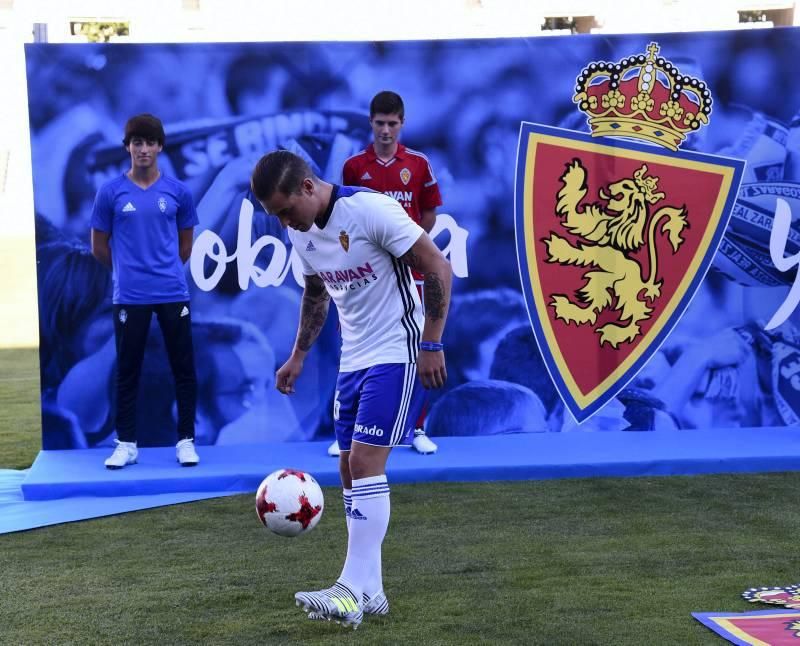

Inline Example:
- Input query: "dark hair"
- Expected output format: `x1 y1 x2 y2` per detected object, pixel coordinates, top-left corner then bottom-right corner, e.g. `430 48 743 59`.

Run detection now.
251 150 314 202
437 288 528 396
224 49 342 114
370 91 404 120
123 113 165 146
224 53 288 112
490 325 560 415
37 241 111 344
427 380 548 436
36 241 112 387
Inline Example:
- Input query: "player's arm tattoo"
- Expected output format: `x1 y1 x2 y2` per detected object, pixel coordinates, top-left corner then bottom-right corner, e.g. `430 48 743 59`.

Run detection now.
400 247 421 270
399 248 447 321
423 273 446 320
296 274 330 352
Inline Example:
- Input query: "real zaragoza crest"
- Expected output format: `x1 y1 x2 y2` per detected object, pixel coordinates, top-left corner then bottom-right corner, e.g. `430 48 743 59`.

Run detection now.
514 43 746 422
743 584 800 610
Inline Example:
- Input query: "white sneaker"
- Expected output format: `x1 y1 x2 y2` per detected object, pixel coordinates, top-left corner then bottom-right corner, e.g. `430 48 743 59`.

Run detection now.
176 438 199 466
104 440 138 469
327 439 341 457
412 429 438 454
295 582 363 628
363 590 389 615
309 590 388 620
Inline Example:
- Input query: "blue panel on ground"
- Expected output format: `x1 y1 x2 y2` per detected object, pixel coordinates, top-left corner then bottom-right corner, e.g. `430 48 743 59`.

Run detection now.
21 429 800 502
5 429 800 534
0 469 239 535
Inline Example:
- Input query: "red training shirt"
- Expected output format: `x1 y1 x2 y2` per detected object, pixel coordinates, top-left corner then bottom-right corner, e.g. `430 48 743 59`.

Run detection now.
342 143 442 226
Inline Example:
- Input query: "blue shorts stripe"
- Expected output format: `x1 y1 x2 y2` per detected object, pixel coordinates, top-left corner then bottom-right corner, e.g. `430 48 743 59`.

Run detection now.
399 365 416 441
389 366 408 445
390 364 414 445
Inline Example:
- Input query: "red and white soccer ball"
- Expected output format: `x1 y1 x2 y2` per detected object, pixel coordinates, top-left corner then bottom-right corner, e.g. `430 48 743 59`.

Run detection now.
255 469 324 537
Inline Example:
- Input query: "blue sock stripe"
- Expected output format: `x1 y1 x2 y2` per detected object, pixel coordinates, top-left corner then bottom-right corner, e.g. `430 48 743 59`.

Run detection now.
352 487 390 496
352 483 390 492
351 480 389 495
352 479 388 487
351 476 387 485
352 489 390 500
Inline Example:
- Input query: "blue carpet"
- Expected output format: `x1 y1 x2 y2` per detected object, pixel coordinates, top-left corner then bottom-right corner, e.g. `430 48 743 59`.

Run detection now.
0 469 238 534
5 428 800 534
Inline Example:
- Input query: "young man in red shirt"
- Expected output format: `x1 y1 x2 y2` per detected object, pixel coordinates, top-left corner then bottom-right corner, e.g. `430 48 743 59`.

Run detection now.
339 90 443 456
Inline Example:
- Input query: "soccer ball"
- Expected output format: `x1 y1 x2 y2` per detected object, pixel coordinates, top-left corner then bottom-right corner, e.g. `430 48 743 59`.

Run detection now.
255 469 324 537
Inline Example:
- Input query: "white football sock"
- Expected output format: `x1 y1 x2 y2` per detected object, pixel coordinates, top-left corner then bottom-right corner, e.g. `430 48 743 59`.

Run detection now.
338 475 390 603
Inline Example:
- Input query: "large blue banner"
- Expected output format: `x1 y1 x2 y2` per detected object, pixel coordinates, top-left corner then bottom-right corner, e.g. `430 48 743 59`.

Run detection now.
26 30 800 450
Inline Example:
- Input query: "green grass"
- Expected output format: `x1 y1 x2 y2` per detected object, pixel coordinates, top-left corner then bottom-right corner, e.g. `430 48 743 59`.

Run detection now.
2 347 799 643
2 474 800 644
0 347 41 469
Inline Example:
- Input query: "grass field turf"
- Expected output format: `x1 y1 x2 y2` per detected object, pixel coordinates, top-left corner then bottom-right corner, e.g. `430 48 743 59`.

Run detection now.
0 347 41 469
2 347 800 644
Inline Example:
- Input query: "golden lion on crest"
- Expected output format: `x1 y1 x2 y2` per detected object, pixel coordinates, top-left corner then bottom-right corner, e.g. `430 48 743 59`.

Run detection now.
544 159 688 348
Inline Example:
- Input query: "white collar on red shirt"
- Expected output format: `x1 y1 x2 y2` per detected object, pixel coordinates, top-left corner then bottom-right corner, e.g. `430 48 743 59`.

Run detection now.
367 142 407 164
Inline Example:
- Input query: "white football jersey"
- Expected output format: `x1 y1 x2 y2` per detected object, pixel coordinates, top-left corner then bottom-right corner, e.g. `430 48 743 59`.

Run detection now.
288 186 425 372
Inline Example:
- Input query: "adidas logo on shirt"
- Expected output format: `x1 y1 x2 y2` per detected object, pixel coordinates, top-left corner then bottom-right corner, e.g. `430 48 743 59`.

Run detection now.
180 306 189 317
122 202 137 212
306 241 316 252
360 172 372 181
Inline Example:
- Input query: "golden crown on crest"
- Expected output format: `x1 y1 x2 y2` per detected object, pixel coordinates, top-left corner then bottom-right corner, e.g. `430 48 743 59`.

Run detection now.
573 43 712 151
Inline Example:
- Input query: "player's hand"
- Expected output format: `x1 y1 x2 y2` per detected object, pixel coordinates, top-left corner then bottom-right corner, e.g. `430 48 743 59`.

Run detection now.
417 350 447 389
276 354 305 395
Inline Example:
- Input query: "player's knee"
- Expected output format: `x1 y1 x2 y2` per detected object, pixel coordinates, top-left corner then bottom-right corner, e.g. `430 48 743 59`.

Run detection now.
348 450 382 480
348 452 367 479
339 453 352 486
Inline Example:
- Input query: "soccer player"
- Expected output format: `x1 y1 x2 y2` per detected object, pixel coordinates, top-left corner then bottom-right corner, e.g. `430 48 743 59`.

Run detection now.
90 113 200 469
251 150 451 628
340 90 443 455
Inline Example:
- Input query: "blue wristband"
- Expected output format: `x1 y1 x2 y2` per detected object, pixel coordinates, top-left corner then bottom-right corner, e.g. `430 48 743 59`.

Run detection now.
420 341 444 352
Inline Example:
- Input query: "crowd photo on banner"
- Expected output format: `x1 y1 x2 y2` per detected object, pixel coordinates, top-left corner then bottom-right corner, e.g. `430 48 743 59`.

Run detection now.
26 28 800 451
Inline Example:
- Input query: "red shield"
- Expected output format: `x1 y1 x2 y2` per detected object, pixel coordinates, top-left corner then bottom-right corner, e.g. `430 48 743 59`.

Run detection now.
696 609 800 644
515 123 745 422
